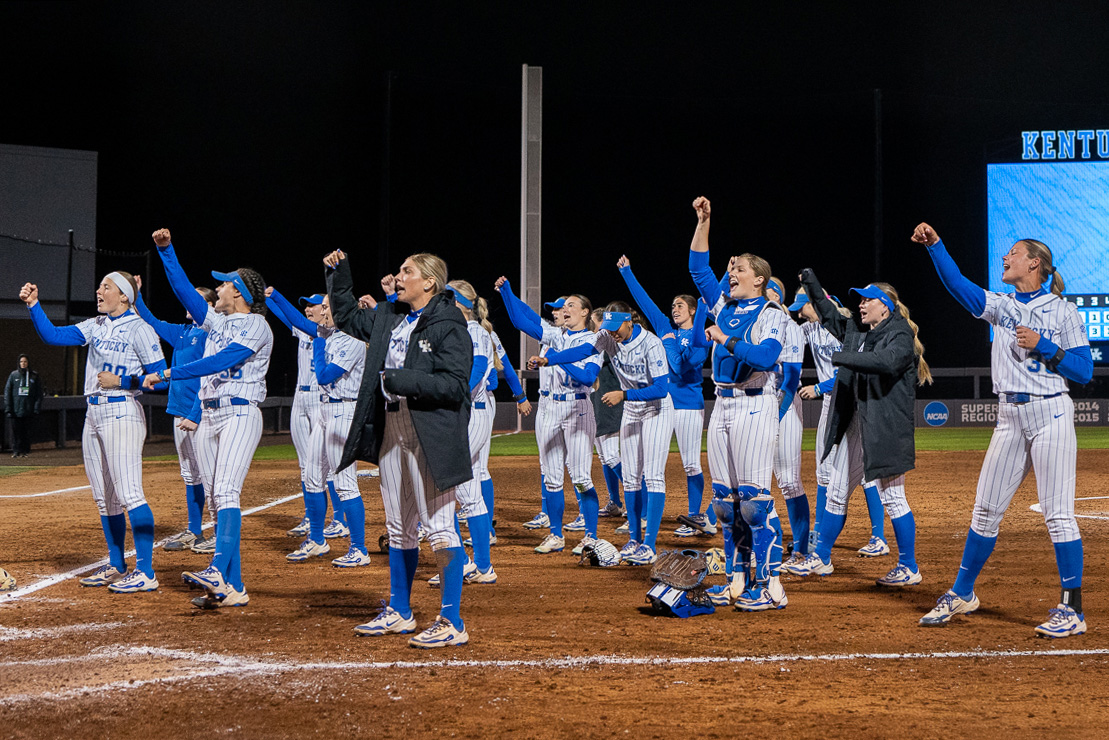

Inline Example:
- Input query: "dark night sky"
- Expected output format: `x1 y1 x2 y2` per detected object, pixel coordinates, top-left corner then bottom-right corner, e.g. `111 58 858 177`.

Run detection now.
6 1 1109 391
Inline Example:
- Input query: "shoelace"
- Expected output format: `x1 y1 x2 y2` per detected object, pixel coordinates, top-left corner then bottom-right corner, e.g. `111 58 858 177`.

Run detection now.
1046 607 1072 625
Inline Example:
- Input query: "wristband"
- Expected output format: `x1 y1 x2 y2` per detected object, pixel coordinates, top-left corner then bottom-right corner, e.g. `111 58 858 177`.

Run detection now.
158 369 169 382
514 393 527 403
725 336 739 353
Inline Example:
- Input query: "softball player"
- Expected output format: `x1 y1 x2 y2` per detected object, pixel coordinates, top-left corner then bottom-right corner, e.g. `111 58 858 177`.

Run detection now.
687 196 790 611
589 308 626 521
617 257 712 536
131 279 215 554
265 289 345 539
792 289 889 558
535 303 673 564
787 269 929 589
498 279 602 554
914 224 1091 637
21 272 167 594
518 299 565 532
144 229 273 609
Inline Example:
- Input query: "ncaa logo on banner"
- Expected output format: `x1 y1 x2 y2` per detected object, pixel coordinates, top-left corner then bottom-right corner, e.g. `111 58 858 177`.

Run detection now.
924 401 949 427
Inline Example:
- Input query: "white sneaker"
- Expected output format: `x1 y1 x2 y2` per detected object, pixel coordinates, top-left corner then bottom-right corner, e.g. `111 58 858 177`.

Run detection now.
1034 603 1087 638
564 514 586 532
857 535 891 558
919 590 980 626
534 534 565 554
286 539 331 562
572 535 598 556
354 605 417 636
783 551 833 577
332 547 371 568
623 543 657 566
163 530 198 552
782 551 807 571
735 576 787 611
464 566 498 585
323 520 350 539
190 535 216 554
876 563 922 587
707 575 745 606
522 512 550 530
615 520 630 535
192 585 250 609
408 616 469 649
618 540 639 559
182 565 230 597
428 560 478 587
287 517 310 537
79 564 126 588
107 570 159 593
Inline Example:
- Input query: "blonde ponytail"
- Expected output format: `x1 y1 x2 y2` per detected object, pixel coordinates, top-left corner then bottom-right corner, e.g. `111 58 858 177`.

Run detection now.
447 279 502 371
1020 239 1065 297
874 282 933 386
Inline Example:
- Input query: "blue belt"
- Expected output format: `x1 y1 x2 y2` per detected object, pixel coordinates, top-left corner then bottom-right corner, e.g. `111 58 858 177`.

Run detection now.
473 401 486 410
540 391 588 401
716 387 763 398
386 401 400 412
1001 391 1063 405
298 385 313 392
202 397 251 409
322 395 357 403
88 396 127 405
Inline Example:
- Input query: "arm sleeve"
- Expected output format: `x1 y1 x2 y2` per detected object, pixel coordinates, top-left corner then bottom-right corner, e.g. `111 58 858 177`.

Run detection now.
561 362 601 387
926 240 987 317
690 299 712 349
469 355 489 392
542 342 600 366
141 358 170 391
28 303 86 346
778 362 802 420
270 288 319 336
184 395 203 423
133 292 186 346
312 337 347 385
831 331 915 376
498 280 544 341
817 371 837 395
724 338 783 371
501 359 525 398
155 243 212 327
171 343 255 381
327 258 377 341
1035 335 1094 384
619 266 670 335
625 373 669 402
688 250 723 308
382 325 472 405
799 269 850 341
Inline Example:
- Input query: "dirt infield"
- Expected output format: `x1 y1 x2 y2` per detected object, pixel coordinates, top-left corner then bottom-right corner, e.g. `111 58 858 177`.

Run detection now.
2 450 1108 739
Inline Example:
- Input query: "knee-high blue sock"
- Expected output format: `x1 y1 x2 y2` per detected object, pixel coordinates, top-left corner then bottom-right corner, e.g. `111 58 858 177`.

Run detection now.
627 489 644 543
546 488 565 537
127 504 156 578
784 495 811 555
301 481 309 517
344 496 367 553
612 464 624 505
468 513 493 571
211 508 242 581
644 490 665 551
580 486 599 538
1053 538 1083 588
186 484 205 536
100 513 127 572
706 501 718 526
863 483 885 539
890 511 917 569
327 480 345 525
601 464 622 506
952 529 997 598
814 484 827 532
454 515 464 541
305 490 327 544
438 546 466 629
815 511 846 564
687 473 705 517
539 475 548 515
388 547 418 619
222 509 245 591
480 478 495 519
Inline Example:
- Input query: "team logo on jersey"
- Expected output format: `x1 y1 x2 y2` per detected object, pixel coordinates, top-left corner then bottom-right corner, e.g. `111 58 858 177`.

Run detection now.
419 339 433 353
923 401 949 427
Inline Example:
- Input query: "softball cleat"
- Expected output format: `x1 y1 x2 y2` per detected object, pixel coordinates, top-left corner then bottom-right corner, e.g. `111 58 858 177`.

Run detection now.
286 539 331 562
522 512 549 530
782 552 833 577
192 586 249 609
107 570 160 593
190 535 217 554
354 606 417 636
408 616 469 649
332 547 371 568
857 535 891 558
428 559 477 587
919 590 980 627
1035 604 1087 638
286 518 310 538
564 514 586 532
182 565 230 597
322 520 350 539
533 534 565 554
876 563 922 587
163 531 198 552
464 566 498 585
79 565 127 588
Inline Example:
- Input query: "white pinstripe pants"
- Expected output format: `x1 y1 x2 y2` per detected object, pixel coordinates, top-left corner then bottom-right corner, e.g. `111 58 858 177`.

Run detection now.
538 397 596 493
290 389 322 483
815 394 833 487
824 412 910 519
707 393 778 491
672 407 704 476
456 401 493 518
972 394 1079 542
774 399 805 499
379 400 460 551
195 404 263 511
306 399 360 500
621 397 673 492
82 399 148 516
479 398 496 482
173 418 203 487
594 431 620 468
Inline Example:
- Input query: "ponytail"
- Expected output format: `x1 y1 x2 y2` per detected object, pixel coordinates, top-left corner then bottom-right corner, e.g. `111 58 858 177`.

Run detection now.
448 279 502 371
1020 239 1065 297
873 282 933 386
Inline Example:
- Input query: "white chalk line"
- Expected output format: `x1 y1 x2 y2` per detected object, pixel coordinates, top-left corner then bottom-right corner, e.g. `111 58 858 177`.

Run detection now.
1030 496 1109 520
2 643 1107 706
0 484 91 499
0 621 125 643
0 492 303 602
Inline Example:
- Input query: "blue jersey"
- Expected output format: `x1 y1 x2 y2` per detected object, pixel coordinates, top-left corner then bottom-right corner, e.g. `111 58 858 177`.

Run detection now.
134 292 207 421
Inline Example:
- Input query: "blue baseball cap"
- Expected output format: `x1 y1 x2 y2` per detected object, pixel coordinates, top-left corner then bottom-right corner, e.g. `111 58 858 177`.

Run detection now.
599 311 632 331
445 286 474 309
211 270 254 305
850 284 896 314
787 293 810 311
544 297 566 310
299 294 325 306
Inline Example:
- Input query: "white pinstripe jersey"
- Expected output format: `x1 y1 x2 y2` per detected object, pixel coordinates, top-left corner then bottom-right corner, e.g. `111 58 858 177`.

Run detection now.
708 297 791 392
468 320 495 405
541 324 600 395
980 290 1089 395
77 311 165 398
772 319 805 393
801 320 842 384
383 314 420 403
537 319 557 393
198 308 273 403
591 327 669 398
292 326 320 390
319 330 366 400
490 329 509 365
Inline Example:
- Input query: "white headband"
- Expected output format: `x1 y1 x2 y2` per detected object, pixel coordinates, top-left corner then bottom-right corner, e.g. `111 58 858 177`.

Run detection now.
104 272 135 305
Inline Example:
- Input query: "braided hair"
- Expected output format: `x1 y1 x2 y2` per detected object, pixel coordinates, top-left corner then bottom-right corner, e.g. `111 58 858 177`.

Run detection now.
236 268 268 316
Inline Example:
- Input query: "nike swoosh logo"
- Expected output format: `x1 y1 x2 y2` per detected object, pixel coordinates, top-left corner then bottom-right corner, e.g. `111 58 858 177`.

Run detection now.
1062 576 1075 583
749 410 760 415
1054 413 1065 419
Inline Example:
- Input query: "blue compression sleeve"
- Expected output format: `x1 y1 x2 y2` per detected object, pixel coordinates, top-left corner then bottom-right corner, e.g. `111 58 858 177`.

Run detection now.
133 292 187 346
269 288 319 336
690 299 712 349
500 357 525 397
542 343 598 366
469 355 489 392
143 358 170 392
619 266 671 336
778 361 801 420
724 338 782 371
1034 336 1094 384
28 303 86 346
688 250 724 308
561 362 600 387
817 371 837 396
926 240 987 317
625 373 669 402
498 280 544 341
312 337 347 385
171 342 254 381
156 243 212 325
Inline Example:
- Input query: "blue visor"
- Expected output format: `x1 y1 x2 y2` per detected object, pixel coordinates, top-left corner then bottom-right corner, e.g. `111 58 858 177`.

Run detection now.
445 287 474 309
299 294 325 306
211 270 254 305
544 297 566 310
787 293 809 312
850 284 895 314
599 311 631 331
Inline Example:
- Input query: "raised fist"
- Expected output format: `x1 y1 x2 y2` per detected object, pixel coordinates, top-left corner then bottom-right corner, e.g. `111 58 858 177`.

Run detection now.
616 255 630 270
494 276 508 292
323 250 345 269
692 196 711 222
19 283 38 306
380 275 396 296
911 223 940 247
152 228 171 248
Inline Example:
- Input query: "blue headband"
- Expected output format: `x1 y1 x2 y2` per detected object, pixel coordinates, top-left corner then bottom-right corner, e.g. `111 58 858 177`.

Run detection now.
446 287 474 309
850 284 895 314
211 270 254 305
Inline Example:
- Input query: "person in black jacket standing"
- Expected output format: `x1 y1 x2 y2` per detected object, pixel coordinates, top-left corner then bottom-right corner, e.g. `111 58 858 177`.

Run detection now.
5 354 43 457
784 268 933 589
324 249 474 649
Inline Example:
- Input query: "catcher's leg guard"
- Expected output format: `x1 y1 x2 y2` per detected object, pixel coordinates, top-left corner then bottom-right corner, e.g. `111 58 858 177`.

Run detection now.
711 484 738 577
739 488 776 584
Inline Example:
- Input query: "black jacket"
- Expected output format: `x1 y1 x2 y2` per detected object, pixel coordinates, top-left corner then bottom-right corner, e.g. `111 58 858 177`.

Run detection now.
5 368 43 417
328 258 474 490
800 269 918 481
592 358 624 437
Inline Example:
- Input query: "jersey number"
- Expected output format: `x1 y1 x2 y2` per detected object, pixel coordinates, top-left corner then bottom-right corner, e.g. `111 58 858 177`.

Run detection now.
1026 358 1042 373
218 368 244 380
101 363 126 376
